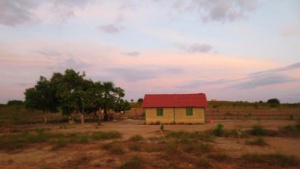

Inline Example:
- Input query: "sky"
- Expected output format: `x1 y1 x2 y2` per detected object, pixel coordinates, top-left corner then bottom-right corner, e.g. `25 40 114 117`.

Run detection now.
0 0 299 104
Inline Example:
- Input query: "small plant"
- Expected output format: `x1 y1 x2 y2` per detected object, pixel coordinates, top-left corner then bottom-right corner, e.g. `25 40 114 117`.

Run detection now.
242 153 299 167
213 124 224 136
160 124 164 131
245 137 268 146
128 143 142 151
118 156 142 169
103 141 125 155
51 138 68 150
251 125 266 136
129 135 144 142
111 145 125 155
208 152 230 161
196 155 212 169
92 131 122 140
281 123 300 132
79 134 89 143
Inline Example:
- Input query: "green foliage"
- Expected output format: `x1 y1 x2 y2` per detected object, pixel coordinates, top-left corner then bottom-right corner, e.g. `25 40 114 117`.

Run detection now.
242 153 299 167
7 100 23 106
245 137 268 146
267 98 280 108
102 141 125 155
118 156 143 169
129 135 144 142
166 131 215 142
208 152 230 161
160 124 164 131
282 123 300 132
213 124 224 136
137 98 143 104
24 69 128 122
92 131 122 140
196 156 212 169
251 125 266 136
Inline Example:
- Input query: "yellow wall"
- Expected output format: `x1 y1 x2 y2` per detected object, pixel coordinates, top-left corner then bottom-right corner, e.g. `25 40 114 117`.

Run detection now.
145 108 174 124
174 108 205 123
145 107 205 124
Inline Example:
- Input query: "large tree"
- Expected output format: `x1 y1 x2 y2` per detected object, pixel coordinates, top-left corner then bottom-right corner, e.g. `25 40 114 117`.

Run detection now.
24 76 60 123
24 69 129 124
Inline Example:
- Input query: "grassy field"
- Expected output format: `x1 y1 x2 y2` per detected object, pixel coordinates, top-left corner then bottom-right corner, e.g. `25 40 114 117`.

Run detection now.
0 103 300 169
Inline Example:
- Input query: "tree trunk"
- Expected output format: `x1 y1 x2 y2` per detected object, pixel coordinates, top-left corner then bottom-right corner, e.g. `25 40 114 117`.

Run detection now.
44 115 47 123
97 111 101 125
103 109 109 121
80 113 84 125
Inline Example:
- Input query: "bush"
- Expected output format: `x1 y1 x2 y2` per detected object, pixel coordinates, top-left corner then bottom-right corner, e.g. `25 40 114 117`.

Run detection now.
92 131 122 140
245 137 268 146
251 125 266 136
118 156 142 169
129 135 144 142
196 155 212 169
213 124 224 137
282 123 300 132
242 153 299 167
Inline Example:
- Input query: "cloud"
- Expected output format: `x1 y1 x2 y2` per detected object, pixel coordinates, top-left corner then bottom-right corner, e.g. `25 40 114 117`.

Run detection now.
123 51 140 57
0 0 94 26
99 24 125 34
36 49 62 57
163 0 258 22
229 74 295 89
0 0 40 26
106 67 183 82
227 62 300 89
178 79 228 89
176 43 213 53
251 62 300 76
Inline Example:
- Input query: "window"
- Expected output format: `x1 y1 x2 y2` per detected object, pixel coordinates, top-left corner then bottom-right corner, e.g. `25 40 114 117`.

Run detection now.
186 108 193 116
157 108 163 116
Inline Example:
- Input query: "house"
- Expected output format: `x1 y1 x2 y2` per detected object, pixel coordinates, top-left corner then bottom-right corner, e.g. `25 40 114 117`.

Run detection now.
142 93 208 124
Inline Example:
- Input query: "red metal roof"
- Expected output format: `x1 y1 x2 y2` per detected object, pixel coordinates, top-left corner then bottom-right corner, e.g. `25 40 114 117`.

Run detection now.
142 93 208 108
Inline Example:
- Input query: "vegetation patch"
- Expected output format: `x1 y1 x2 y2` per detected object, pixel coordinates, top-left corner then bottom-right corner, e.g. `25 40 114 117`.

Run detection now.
196 155 212 169
245 137 268 146
250 125 266 136
208 152 231 161
166 131 215 142
242 153 299 167
102 141 125 155
128 135 144 142
92 131 122 140
118 156 143 169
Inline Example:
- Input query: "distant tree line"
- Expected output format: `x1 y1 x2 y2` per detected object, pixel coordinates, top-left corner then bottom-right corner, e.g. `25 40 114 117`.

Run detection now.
24 69 131 124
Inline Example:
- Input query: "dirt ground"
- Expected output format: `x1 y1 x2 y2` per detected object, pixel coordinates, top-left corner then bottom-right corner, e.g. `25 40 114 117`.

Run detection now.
0 119 299 169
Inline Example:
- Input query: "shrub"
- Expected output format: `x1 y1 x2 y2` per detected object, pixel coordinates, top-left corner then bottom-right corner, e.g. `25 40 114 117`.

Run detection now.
242 153 299 167
196 155 212 169
208 152 230 161
51 138 68 150
92 131 122 140
118 156 142 169
160 124 164 131
245 137 268 146
128 143 142 151
282 123 300 132
79 134 89 143
213 124 224 137
102 141 125 155
129 135 144 142
251 125 266 136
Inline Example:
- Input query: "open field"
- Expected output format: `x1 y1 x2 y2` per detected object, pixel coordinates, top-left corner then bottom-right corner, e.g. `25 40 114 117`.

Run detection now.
1 104 300 169
0 119 300 169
